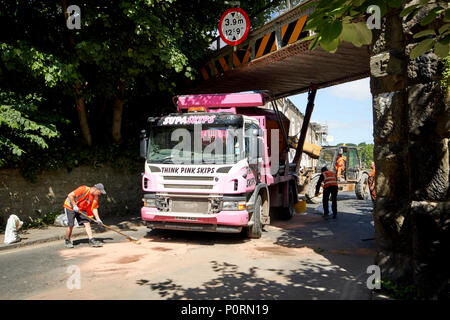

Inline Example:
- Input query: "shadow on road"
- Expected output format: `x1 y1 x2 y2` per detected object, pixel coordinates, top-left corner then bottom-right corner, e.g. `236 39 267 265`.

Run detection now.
136 259 369 299
144 229 250 246
72 237 114 245
135 194 377 300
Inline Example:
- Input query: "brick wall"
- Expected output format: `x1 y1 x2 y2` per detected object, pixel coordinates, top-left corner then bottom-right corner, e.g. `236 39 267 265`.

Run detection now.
0 164 143 228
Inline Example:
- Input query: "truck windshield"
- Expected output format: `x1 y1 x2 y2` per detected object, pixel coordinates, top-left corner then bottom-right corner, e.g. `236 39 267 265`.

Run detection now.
147 125 243 164
317 148 336 170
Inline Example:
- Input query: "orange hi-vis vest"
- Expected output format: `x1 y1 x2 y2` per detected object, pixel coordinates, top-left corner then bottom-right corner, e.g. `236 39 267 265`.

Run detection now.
335 157 345 169
323 170 338 189
63 186 98 217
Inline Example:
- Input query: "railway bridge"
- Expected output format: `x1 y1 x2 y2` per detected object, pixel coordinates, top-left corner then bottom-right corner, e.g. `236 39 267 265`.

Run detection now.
186 0 369 98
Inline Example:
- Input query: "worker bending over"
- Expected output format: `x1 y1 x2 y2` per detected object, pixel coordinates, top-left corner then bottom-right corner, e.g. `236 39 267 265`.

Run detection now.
63 183 106 248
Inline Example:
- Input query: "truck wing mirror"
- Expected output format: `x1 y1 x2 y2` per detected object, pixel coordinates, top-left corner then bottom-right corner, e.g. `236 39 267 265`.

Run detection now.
258 137 264 158
140 130 147 159
252 129 263 137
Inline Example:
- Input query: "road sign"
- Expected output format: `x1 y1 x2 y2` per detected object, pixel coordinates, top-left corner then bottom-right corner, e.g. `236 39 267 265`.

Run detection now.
219 8 250 46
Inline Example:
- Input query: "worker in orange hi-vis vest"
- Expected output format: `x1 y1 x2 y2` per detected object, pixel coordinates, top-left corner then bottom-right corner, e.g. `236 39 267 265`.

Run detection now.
368 162 376 203
335 153 346 181
315 167 339 219
63 183 106 248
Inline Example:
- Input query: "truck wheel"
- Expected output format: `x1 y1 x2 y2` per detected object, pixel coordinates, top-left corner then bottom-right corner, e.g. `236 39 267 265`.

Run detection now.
305 174 322 204
355 172 370 200
247 195 262 239
280 186 295 220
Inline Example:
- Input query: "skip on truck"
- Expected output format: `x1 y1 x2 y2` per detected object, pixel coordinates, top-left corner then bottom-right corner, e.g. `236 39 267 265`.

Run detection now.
139 90 318 238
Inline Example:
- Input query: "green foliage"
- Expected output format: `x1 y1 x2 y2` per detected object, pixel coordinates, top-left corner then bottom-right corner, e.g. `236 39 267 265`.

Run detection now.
22 212 60 229
0 0 276 159
313 247 325 254
378 279 420 300
442 56 450 91
358 142 374 168
1 1 278 178
303 0 449 59
302 0 383 53
406 1 450 59
0 91 59 164
397 1 449 58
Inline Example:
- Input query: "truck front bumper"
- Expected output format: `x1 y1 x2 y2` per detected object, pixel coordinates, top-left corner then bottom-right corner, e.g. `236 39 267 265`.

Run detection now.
141 207 249 233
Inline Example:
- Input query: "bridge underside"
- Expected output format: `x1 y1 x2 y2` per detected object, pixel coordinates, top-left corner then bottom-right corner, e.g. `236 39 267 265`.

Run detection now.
186 41 370 99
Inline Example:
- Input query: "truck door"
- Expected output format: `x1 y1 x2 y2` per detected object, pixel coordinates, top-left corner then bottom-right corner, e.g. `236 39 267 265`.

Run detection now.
245 122 263 184
347 148 360 181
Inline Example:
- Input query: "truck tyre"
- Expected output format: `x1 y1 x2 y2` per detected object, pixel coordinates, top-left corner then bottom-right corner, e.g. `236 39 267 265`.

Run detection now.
305 174 322 204
355 172 370 200
247 195 262 239
280 186 295 220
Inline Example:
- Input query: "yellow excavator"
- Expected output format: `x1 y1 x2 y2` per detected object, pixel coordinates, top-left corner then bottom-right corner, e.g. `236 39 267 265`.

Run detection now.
289 137 371 203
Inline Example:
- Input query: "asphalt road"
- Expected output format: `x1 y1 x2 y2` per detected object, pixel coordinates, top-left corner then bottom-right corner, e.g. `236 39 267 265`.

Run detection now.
0 192 378 300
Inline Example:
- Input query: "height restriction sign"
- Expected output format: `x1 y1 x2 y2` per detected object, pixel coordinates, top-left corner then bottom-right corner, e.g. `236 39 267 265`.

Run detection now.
219 8 250 46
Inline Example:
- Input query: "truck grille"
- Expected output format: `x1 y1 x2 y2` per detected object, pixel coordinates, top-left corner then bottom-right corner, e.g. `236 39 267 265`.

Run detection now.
171 198 209 213
164 184 213 190
164 176 214 181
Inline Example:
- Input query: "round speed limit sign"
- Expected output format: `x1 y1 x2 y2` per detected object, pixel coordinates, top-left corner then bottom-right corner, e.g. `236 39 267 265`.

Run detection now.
219 8 250 46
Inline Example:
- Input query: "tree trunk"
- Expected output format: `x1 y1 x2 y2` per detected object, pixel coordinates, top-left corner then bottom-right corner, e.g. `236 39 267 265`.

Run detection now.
75 84 93 146
61 0 92 146
112 81 125 144
370 1 449 299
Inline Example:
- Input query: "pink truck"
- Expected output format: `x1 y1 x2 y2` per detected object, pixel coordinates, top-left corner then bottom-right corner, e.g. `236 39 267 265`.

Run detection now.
139 91 301 238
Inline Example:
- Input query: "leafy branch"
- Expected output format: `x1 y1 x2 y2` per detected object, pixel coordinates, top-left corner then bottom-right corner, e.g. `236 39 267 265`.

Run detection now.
301 0 449 59
402 1 450 58
0 91 59 158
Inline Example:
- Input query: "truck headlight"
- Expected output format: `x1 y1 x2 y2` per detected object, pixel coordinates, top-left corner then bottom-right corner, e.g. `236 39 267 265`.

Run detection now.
142 198 156 207
222 200 246 211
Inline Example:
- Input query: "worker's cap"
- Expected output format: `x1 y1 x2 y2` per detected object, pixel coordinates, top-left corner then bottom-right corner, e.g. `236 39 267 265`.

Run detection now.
321 166 328 172
94 183 107 194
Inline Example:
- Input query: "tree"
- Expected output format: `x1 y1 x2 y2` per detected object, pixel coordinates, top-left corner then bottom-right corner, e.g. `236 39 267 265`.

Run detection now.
0 0 278 174
0 91 59 164
302 0 449 299
357 142 374 168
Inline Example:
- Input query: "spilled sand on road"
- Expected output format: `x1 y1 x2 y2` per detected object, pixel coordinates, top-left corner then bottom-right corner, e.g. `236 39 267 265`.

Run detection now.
27 234 323 299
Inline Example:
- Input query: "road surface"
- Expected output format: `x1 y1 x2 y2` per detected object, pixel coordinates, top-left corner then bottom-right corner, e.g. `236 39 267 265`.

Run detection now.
0 192 378 300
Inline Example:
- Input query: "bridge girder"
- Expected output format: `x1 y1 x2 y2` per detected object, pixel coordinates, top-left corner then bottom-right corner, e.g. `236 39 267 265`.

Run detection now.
185 0 370 98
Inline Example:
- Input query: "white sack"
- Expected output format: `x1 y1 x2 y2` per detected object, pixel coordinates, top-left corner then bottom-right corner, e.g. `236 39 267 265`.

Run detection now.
315 203 333 215
54 212 80 227
4 214 23 244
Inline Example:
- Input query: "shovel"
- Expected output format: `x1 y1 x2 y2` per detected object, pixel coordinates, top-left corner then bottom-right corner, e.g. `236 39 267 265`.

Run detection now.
77 211 140 244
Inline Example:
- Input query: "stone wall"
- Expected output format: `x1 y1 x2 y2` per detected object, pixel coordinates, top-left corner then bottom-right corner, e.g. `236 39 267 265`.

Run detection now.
371 1 449 299
0 163 143 228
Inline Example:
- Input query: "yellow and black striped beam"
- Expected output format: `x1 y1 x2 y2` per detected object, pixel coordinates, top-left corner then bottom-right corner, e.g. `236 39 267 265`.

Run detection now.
201 14 309 80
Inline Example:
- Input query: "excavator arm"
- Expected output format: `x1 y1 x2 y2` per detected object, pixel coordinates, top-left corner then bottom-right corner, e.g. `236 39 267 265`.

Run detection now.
288 137 321 159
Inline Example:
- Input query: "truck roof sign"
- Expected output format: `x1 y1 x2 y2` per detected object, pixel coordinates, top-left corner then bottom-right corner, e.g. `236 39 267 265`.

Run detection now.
176 92 265 111
148 113 243 127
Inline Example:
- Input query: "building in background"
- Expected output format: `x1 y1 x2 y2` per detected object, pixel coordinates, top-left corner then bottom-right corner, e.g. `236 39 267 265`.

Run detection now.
262 97 328 169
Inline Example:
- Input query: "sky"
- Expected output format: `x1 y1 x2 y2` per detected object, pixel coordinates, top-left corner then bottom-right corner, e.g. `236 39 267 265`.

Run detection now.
288 77 374 145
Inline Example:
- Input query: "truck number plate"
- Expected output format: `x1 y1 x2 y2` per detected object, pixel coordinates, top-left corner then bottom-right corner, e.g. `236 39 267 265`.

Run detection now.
173 217 198 221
